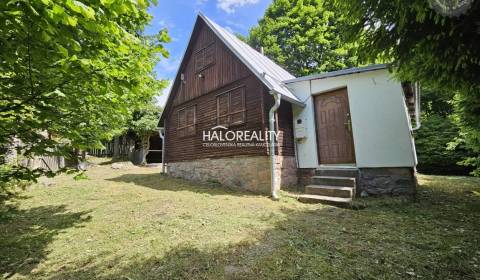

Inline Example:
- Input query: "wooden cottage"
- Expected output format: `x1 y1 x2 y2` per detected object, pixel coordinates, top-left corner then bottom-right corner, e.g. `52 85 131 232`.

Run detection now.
158 14 418 202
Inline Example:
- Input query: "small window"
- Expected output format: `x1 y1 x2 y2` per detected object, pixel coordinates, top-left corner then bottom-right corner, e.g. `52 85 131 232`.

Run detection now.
177 105 196 137
217 87 246 126
194 42 215 72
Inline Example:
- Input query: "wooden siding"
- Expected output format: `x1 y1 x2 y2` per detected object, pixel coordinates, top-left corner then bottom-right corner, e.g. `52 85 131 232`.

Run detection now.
276 101 295 156
163 20 295 163
165 76 268 162
173 23 250 106
263 94 296 157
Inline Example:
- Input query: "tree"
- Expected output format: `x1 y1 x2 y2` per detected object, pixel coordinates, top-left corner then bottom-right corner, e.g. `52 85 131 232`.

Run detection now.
248 0 358 76
0 0 170 184
414 88 473 175
335 0 480 175
128 102 162 165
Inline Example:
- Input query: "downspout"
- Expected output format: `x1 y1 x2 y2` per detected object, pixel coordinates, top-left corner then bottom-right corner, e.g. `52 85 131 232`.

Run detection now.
269 90 281 200
412 82 421 131
408 83 420 167
158 126 166 174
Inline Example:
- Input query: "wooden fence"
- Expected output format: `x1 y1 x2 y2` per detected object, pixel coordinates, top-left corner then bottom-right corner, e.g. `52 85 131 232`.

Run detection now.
88 136 135 159
21 155 66 172
88 141 114 157
2 139 67 172
2 135 137 172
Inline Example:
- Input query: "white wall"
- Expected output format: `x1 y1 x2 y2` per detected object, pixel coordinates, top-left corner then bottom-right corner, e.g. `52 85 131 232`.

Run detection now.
288 69 416 168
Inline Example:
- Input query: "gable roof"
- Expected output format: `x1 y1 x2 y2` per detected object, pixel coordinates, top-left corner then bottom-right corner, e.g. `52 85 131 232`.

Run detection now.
159 14 303 125
199 14 302 106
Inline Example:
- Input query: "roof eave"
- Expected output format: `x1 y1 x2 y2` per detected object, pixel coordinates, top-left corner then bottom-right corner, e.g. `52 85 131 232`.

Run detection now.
279 92 305 107
284 64 390 84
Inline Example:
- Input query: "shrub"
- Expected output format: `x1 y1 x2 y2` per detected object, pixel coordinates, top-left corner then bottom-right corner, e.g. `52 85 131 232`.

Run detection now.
415 115 473 175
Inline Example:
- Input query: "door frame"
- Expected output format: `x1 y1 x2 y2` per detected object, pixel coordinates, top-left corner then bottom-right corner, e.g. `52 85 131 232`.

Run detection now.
312 87 356 165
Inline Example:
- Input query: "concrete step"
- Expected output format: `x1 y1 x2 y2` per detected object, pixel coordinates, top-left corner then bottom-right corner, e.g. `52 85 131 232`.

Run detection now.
298 194 352 204
312 176 356 188
305 185 353 198
315 167 358 178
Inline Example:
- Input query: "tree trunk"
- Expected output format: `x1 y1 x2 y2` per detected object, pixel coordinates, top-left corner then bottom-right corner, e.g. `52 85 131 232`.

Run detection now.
113 136 120 159
127 138 135 160
140 135 150 165
77 150 88 171
4 137 19 165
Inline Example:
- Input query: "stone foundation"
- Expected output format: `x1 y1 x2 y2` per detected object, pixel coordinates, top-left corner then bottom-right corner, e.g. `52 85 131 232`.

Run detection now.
358 167 416 196
274 156 298 190
167 159 415 196
167 155 297 194
297 168 316 186
296 166 416 197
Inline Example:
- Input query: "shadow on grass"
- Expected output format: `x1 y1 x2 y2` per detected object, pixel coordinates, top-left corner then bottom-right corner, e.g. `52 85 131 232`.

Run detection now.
43 177 480 280
0 202 92 278
96 158 124 166
108 173 266 197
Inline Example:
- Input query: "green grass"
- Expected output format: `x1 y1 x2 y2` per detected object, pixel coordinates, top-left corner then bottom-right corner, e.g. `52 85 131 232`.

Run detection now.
1 159 479 279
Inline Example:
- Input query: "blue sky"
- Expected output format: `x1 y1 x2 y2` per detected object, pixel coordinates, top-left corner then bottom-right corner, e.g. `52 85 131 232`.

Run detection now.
144 0 271 106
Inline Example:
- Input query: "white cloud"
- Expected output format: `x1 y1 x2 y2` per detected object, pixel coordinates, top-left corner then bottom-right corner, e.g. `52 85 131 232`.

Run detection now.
157 56 180 74
217 0 260 14
195 0 208 12
196 0 208 5
157 20 175 29
156 80 173 107
224 26 235 34
226 20 246 30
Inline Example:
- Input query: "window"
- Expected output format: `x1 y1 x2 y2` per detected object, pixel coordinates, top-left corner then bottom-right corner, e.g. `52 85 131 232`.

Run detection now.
217 86 246 126
177 105 196 137
194 42 215 72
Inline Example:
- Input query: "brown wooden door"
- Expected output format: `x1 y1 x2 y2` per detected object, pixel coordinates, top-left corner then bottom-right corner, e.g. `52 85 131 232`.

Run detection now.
314 88 355 164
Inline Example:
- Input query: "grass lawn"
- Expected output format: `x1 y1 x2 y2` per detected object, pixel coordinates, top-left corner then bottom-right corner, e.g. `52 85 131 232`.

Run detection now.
1 159 479 279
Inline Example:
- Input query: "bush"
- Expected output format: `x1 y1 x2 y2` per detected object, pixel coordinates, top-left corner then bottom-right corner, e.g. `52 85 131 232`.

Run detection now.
0 166 31 208
414 115 473 175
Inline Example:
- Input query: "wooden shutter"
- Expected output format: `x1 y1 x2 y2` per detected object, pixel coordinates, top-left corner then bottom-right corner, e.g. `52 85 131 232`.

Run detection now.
217 94 229 126
177 109 186 138
177 105 196 137
194 51 204 72
186 106 196 135
194 42 215 73
204 43 215 67
229 87 245 125
216 86 246 126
